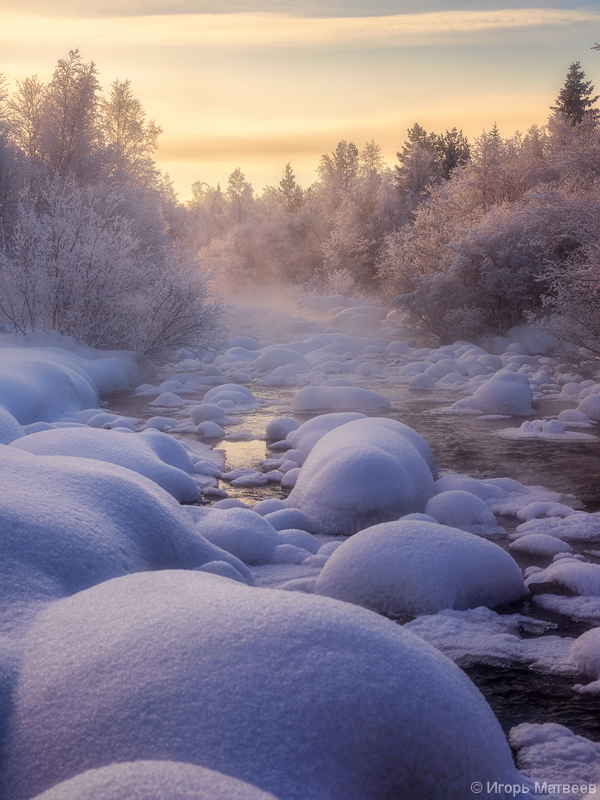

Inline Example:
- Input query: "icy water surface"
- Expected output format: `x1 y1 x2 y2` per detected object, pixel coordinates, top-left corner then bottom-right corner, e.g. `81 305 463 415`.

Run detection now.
105 373 600 744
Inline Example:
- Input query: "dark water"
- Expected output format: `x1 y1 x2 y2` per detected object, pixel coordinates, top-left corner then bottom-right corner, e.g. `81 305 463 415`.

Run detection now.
105 380 600 742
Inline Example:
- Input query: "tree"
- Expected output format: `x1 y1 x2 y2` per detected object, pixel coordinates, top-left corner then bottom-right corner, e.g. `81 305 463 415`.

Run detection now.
101 79 162 187
40 50 102 182
278 163 304 214
317 140 359 190
226 167 253 224
8 75 46 161
552 61 600 126
0 178 222 357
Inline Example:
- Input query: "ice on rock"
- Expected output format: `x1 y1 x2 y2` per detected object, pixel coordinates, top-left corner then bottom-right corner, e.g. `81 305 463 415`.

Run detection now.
0 445 250 620
287 418 436 535
314 520 526 615
425 490 504 535
28 761 280 800
527 560 600 597
452 372 535 416
2 569 528 800
10 427 202 503
513 513 600 542
290 386 391 413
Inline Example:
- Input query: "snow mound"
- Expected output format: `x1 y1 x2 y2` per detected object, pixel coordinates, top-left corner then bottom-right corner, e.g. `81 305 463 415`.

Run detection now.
496 419 596 441
509 723 600 796
287 412 367 455
253 347 310 373
190 403 227 423
453 372 534 416
0 407 23 445
509 535 573 557
425 490 503 535
265 416 300 441
290 386 391 413
3 569 525 800
9 427 201 502
29 761 280 800
287 418 436 535
193 508 280 565
513 513 600 542
202 384 257 408
434 474 508 501
313 520 526 615
527 560 600 597
570 628 600 694
0 445 250 619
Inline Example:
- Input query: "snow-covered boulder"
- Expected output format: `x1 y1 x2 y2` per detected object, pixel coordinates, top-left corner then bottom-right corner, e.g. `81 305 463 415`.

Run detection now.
0 445 250 621
453 372 534 416
10 427 201 503
287 412 366 454
287 418 436 535
193 508 280 565
0 407 23 445
265 416 300 441
2 569 527 800
570 628 600 694
202 384 257 409
313 520 527 615
425 490 503 535
28 761 280 800
290 386 390 413
253 347 310 373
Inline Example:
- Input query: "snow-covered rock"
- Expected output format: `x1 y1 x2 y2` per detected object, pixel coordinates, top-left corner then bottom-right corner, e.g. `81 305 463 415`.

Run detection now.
28 761 280 800
290 386 391 413
2 569 528 800
313 520 526 615
287 418 436 535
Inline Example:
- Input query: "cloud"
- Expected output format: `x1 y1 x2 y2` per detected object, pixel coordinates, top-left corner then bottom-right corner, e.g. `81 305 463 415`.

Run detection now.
1 8 598 49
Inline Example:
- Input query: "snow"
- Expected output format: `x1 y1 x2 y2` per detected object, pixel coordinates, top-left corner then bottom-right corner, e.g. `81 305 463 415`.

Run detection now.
29 761 281 800
253 347 310 372
265 416 300 440
496 418 596 441
510 723 600 798
2 569 527 800
287 411 367 455
190 403 227 423
263 508 318 533
9 427 202 503
570 628 600 694
0 444 251 626
452 372 535 416
290 386 391 413
406 607 574 674
424 490 504 535
0 407 23 445
512 513 600 542
313 520 526 615
192 507 281 565
509 534 573 557
287 418 436 535
527 560 600 597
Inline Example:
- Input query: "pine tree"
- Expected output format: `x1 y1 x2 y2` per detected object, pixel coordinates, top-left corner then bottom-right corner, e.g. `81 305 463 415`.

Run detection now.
278 163 303 214
552 61 600 126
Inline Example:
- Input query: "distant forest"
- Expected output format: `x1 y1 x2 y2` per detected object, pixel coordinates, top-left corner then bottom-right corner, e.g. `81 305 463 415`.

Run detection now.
1 52 600 356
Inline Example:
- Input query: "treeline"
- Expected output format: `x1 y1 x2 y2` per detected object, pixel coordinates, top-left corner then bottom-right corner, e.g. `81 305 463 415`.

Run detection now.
0 50 221 358
180 61 600 355
2 52 600 357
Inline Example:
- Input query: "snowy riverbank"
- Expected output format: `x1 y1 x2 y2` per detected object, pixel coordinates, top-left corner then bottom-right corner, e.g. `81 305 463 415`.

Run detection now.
1 298 600 799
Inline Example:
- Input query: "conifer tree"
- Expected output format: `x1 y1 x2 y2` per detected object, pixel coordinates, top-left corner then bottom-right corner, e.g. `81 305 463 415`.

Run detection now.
552 61 600 125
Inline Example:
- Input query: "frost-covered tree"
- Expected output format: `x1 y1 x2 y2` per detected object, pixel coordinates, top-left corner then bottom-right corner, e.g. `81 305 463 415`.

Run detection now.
226 167 254 224
101 79 162 188
552 61 600 126
0 178 222 357
40 50 102 182
278 163 304 214
7 75 46 163
318 140 360 191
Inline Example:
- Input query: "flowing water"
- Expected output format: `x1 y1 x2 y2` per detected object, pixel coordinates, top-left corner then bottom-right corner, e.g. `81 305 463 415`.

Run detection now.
105 375 600 743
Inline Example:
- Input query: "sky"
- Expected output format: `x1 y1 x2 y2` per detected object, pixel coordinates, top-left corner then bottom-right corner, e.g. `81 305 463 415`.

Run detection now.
1 1 600 200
